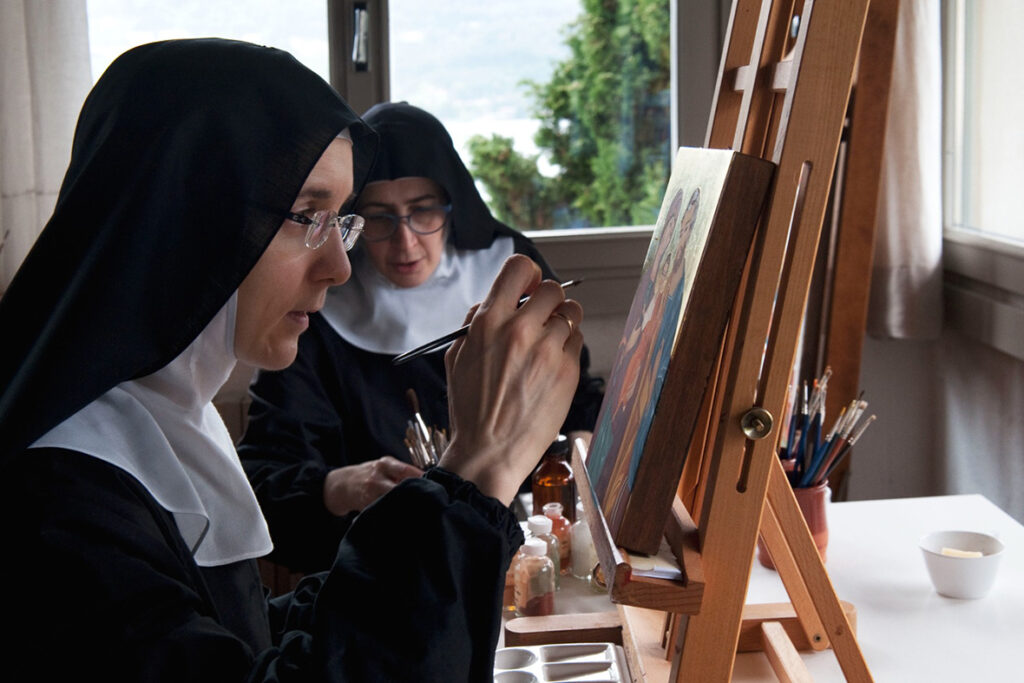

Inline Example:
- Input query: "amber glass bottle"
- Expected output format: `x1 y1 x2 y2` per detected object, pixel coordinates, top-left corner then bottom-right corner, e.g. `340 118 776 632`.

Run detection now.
531 434 576 522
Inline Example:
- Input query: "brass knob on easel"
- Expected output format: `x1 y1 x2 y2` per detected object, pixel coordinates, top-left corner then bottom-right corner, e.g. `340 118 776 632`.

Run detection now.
740 408 774 440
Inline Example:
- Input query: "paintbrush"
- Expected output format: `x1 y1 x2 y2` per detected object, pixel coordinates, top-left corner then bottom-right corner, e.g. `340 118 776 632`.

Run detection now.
404 388 439 468
392 278 582 365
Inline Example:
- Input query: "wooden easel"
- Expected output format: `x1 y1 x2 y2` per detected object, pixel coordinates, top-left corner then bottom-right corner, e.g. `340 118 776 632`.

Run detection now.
813 0 899 499
563 1 895 680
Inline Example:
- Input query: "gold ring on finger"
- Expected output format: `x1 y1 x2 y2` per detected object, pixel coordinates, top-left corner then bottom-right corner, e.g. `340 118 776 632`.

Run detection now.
553 311 574 336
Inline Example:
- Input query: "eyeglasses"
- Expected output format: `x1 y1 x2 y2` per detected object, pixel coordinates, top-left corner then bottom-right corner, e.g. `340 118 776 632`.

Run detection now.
284 210 364 250
361 204 452 242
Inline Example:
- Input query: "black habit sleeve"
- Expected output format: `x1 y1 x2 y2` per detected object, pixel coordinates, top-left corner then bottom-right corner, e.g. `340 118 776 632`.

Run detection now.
5 450 521 682
238 313 450 573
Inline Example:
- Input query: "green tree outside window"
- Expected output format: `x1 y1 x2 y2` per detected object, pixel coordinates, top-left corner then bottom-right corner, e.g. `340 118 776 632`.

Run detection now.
468 0 671 230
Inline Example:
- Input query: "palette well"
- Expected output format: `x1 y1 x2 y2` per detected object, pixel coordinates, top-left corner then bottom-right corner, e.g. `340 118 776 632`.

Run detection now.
493 642 628 682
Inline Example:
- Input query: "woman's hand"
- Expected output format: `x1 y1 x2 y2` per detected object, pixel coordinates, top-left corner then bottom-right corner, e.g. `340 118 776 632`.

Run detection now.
439 255 584 505
323 457 424 516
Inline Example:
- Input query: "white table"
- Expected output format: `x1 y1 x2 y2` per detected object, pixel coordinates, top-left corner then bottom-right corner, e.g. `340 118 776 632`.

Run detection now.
505 494 1024 680
735 494 1024 681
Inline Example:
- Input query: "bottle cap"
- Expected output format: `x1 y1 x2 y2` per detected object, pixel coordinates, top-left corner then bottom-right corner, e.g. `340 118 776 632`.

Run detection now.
524 537 547 556
543 502 564 518
527 514 553 534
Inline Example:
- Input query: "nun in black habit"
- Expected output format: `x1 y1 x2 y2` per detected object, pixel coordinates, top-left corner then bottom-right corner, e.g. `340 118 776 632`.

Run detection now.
0 39 585 681
239 102 604 572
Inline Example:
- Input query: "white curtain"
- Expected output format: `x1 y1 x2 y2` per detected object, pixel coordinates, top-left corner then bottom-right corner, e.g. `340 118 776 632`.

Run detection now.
854 0 1024 524
0 0 91 292
867 0 943 340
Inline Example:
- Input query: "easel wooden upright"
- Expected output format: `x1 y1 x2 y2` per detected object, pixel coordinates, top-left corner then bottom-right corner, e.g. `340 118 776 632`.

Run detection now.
563 1 895 680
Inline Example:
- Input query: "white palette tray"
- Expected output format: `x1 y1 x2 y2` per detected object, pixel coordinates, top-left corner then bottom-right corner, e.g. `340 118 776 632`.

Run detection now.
494 642 628 682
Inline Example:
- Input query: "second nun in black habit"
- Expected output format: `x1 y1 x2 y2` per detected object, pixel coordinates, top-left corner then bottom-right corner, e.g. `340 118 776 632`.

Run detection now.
239 102 604 572
0 39 585 682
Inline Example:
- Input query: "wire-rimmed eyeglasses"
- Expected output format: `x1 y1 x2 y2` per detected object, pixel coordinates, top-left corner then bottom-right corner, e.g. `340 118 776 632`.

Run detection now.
362 204 452 242
284 210 364 250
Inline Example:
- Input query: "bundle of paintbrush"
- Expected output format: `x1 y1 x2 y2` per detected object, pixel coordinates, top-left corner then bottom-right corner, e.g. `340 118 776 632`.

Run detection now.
779 366 876 488
403 389 447 469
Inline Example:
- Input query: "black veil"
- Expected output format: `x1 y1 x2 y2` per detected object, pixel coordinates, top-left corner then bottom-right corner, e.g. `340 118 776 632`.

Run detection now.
361 101 520 250
0 39 377 456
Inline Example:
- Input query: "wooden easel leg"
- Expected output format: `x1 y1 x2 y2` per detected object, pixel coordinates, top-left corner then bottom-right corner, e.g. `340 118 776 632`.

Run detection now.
758 477 829 650
765 459 873 681
761 620 814 683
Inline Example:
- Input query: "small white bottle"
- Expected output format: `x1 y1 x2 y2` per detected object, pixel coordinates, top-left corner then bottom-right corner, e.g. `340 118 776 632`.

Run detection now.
527 514 561 588
571 501 600 583
543 502 572 576
514 538 555 617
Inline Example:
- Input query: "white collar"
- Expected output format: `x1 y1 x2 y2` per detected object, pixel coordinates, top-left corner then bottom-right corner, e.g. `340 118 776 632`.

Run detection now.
321 237 514 355
30 294 272 567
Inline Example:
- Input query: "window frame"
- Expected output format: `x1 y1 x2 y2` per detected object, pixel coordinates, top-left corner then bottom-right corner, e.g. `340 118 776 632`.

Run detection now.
326 0 726 226
941 0 1024 361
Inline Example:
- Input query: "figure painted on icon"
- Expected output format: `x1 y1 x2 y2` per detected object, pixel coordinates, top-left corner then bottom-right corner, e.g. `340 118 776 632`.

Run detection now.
589 187 701 530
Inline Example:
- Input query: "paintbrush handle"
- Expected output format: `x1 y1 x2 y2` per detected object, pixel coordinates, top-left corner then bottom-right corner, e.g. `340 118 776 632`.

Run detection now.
392 325 469 365
392 279 581 366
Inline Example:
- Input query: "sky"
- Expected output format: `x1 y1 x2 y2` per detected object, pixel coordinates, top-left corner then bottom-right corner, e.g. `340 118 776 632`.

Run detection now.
87 0 582 161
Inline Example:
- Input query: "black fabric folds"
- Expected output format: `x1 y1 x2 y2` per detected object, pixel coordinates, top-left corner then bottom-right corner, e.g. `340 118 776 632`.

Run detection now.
362 101 521 249
4 447 524 681
0 39 375 457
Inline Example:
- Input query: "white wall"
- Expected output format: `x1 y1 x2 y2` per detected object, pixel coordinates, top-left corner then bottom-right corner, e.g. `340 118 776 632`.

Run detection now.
846 336 940 501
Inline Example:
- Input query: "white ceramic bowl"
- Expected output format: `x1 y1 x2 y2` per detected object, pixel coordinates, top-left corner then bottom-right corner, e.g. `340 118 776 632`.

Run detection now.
919 530 1004 599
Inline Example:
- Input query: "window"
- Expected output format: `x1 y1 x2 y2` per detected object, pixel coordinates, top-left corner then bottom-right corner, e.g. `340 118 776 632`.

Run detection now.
942 0 1024 361
388 1 579 174
384 0 674 231
88 1 721 236
943 0 1024 244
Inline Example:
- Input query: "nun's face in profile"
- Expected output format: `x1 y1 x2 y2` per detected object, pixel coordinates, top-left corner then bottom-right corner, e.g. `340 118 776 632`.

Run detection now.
356 176 448 288
234 138 354 369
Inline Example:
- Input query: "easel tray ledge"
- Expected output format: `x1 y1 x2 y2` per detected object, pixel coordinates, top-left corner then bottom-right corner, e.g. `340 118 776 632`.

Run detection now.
573 438 705 615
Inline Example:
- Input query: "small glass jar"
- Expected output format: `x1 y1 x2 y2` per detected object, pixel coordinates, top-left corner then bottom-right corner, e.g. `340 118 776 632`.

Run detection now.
527 514 561 588
514 538 555 617
570 501 599 582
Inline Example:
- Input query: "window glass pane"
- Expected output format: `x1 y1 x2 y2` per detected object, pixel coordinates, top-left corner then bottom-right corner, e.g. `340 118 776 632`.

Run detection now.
949 0 1024 242
388 0 671 230
87 0 330 83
